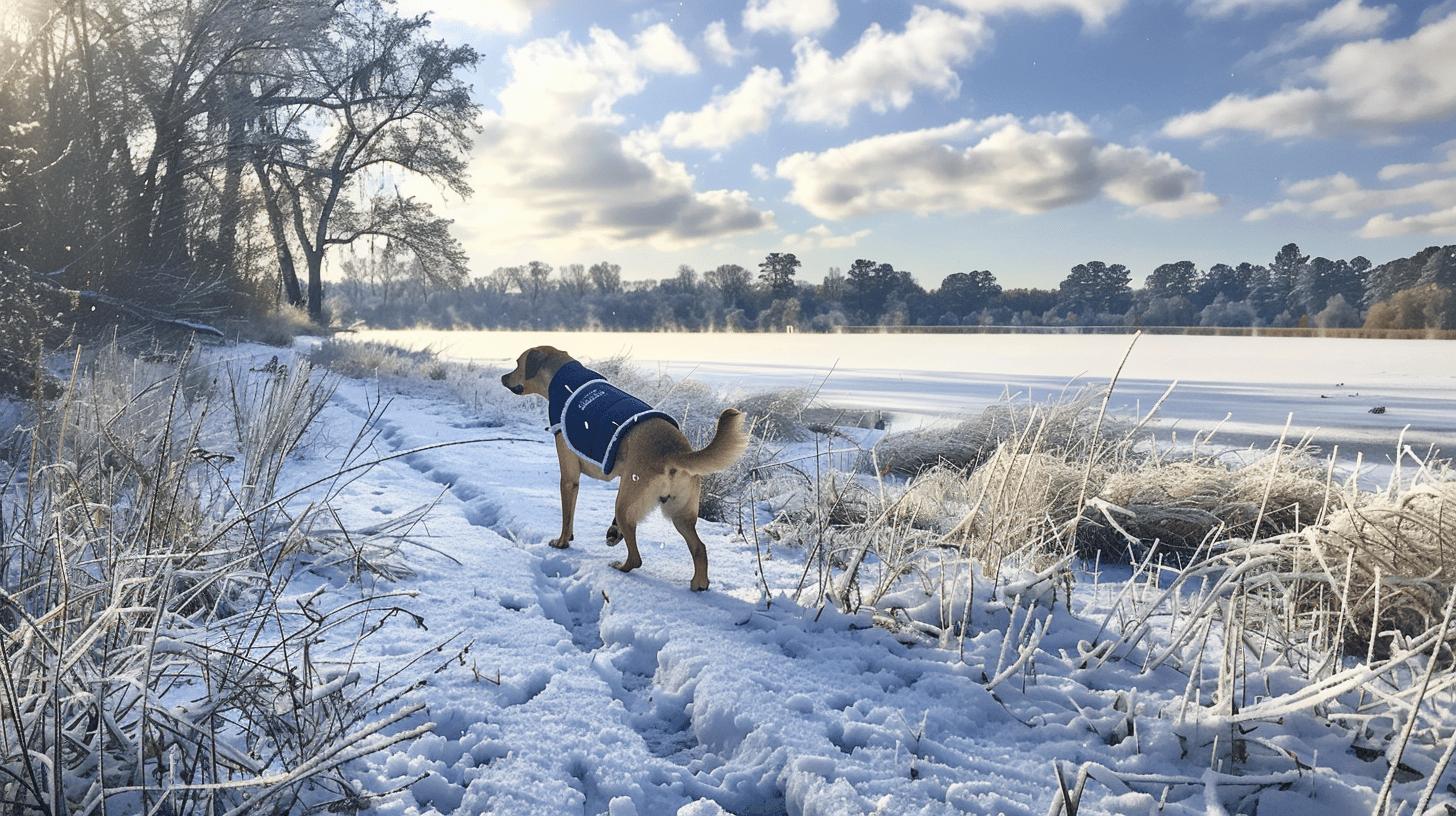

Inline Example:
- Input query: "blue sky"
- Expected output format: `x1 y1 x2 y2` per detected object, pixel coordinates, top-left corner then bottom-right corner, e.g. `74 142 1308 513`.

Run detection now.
398 0 1456 288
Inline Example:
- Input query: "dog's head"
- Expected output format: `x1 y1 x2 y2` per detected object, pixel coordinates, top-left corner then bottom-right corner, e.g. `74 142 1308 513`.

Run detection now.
500 346 572 397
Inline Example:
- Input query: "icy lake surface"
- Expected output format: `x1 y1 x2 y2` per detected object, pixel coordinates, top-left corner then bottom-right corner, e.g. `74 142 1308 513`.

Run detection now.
357 330 1456 463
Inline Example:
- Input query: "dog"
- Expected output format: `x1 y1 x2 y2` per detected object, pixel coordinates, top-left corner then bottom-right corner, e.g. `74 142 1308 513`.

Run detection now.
500 346 748 591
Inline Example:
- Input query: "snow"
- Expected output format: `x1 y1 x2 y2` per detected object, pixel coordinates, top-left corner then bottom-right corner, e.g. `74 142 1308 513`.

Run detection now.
231 337 1455 815
355 330 1456 463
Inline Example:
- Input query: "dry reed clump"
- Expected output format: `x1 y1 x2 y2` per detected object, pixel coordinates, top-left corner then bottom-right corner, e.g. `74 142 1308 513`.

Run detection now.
1095 445 1337 552
1234 466 1456 648
938 450 1100 566
0 343 440 812
867 388 1125 477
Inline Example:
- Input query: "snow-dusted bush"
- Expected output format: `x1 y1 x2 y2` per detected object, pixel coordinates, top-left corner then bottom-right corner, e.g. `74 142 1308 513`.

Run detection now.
1314 293 1362 329
310 338 516 425
0 346 435 811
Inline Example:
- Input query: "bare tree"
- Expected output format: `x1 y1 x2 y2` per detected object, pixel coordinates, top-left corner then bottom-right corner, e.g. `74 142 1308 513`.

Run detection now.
589 261 623 294
705 263 751 308
258 2 478 320
558 263 591 299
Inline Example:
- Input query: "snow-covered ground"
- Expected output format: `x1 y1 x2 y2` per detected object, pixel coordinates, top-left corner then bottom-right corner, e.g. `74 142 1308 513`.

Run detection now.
248 339 1453 815
356 330 1456 465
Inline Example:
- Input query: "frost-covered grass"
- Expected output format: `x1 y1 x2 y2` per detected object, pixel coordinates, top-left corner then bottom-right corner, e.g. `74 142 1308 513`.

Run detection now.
751 382 1456 813
0 343 449 812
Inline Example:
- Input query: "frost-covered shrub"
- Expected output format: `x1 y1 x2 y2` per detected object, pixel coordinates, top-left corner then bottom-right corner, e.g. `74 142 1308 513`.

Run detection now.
240 303 316 346
1313 293 1362 329
1198 294 1258 328
310 337 440 378
310 338 517 425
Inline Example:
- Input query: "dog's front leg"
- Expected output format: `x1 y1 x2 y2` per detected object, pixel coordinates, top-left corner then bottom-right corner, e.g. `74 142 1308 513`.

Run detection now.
550 434 580 549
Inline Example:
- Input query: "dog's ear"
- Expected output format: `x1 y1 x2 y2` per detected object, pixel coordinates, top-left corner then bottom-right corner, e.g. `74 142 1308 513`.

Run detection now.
523 348 546 380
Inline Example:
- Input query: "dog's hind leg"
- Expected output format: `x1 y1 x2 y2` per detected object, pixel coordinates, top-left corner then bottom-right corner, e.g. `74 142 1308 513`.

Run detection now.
661 474 709 590
550 434 581 549
670 508 710 591
610 479 657 573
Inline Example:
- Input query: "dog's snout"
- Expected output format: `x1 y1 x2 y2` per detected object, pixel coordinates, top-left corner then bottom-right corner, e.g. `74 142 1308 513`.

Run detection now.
500 373 510 387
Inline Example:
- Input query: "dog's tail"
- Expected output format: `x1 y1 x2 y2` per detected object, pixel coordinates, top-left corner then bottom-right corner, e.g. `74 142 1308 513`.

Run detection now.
673 408 749 475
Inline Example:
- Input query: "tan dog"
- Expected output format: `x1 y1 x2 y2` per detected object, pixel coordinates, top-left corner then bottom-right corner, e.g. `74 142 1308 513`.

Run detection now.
500 346 748 590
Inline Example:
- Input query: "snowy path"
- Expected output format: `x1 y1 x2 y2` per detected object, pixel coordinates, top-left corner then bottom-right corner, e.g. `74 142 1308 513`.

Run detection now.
285 373 1387 816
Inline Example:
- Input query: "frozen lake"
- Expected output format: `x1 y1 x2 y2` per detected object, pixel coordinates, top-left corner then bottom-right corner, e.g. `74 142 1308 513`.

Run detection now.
355 329 1456 465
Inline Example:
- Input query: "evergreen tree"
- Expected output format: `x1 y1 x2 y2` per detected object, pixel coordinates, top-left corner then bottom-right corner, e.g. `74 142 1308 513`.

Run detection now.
757 252 801 298
1058 261 1132 320
1268 242 1308 317
1193 263 1253 309
1145 261 1198 299
937 270 1001 317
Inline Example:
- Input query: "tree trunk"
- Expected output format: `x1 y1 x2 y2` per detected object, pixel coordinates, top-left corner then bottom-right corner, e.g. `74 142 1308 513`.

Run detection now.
215 82 248 289
251 157 303 307
306 252 324 322
151 119 189 273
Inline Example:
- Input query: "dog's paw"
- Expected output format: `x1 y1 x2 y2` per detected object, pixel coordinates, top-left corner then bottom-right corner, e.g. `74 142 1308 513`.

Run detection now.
605 524 621 547
548 535 571 549
610 558 640 573
690 577 710 592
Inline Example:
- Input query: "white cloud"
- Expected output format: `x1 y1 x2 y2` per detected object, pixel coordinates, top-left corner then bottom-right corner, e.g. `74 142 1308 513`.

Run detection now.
1378 140 1456 181
498 25 697 124
1291 0 1395 44
940 0 1127 28
776 114 1218 220
1421 0 1456 25
1362 207 1456 237
396 0 549 34
658 67 787 149
1165 13 1456 139
751 163 772 180
1190 0 1311 19
783 224 872 249
451 27 770 254
787 6 988 126
656 6 986 149
465 119 772 249
702 20 743 65
742 0 838 36
1246 148 1456 237
634 22 700 74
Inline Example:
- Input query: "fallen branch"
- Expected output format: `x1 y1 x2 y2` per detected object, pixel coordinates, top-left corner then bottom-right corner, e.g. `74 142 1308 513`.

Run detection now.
4 256 225 337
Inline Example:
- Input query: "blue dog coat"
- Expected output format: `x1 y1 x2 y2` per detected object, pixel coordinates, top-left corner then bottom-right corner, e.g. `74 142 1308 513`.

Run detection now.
548 361 678 475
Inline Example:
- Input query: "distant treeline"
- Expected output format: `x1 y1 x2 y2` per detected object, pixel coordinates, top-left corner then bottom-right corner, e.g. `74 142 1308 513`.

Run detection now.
335 243 1456 333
